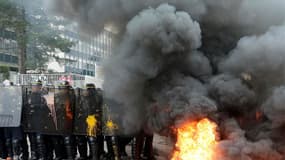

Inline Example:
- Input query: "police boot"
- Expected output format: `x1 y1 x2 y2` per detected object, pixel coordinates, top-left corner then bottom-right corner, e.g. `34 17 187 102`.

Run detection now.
44 136 54 160
21 135 29 160
142 135 155 160
76 136 87 160
12 139 21 160
53 136 65 160
88 137 98 160
28 134 38 160
131 133 144 160
117 137 132 159
64 136 75 160
105 136 114 158
96 135 104 158
5 139 12 160
0 137 7 160
111 137 120 160
36 134 46 160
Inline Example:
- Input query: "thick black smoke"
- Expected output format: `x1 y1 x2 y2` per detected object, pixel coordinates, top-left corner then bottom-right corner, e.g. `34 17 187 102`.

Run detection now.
52 0 285 159
103 4 206 133
220 25 285 99
208 74 256 113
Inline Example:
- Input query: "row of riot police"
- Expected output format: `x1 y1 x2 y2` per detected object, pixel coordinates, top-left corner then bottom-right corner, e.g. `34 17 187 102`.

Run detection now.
0 80 155 160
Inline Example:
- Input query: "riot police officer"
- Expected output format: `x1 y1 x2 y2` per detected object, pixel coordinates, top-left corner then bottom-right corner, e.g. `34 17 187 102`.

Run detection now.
94 87 105 159
88 84 105 160
24 80 52 160
74 87 88 160
54 81 76 160
75 83 103 160
37 85 64 160
3 82 24 160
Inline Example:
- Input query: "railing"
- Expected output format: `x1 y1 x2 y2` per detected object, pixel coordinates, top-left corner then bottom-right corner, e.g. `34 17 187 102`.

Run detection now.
16 73 86 87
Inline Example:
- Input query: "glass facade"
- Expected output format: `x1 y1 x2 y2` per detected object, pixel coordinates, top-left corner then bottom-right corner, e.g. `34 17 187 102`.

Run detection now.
63 28 115 77
0 53 18 64
0 29 19 70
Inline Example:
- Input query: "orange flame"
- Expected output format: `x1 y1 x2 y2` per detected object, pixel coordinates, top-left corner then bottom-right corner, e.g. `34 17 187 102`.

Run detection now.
65 99 73 120
171 118 218 160
256 111 263 121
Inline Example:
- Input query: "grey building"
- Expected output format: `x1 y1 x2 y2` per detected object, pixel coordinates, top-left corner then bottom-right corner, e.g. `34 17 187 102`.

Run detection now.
62 26 116 78
0 29 19 71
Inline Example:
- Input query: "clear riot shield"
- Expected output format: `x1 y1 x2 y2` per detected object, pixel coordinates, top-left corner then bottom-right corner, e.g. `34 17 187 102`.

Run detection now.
73 88 101 136
0 86 23 127
22 86 56 134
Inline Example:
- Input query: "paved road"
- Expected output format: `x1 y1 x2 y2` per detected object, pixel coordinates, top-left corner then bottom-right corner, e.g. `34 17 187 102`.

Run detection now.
124 134 173 160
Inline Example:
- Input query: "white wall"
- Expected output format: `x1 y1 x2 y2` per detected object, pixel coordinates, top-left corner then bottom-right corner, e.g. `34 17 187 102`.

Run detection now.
85 75 103 89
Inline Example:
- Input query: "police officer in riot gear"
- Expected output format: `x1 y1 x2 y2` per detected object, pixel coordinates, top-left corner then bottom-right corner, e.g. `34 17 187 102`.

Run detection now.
75 83 103 160
102 98 122 160
94 87 105 159
37 85 65 160
87 84 105 160
74 87 88 160
54 81 76 160
24 80 55 160
3 82 24 160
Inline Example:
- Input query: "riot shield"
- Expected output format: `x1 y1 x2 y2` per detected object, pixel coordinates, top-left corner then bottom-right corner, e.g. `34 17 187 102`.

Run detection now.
102 98 121 136
53 87 75 135
73 88 102 136
0 86 23 127
22 86 56 134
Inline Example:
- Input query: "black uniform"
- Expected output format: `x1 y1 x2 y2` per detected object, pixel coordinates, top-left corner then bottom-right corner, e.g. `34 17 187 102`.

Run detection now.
74 86 104 160
23 88 55 160
74 88 88 159
54 86 76 160
4 127 24 160
0 128 7 159
132 130 155 160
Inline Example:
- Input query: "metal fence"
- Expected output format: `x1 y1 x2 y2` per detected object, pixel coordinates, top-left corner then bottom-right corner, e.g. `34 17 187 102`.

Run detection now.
16 73 86 88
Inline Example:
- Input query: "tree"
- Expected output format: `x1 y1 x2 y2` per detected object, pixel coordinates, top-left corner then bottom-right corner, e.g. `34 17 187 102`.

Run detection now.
24 2 74 71
0 65 9 79
0 0 74 73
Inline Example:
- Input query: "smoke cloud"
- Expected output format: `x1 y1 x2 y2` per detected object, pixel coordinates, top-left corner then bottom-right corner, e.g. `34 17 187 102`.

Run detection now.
215 119 282 160
262 86 285 128
208 74 256 114
52 0 285 159
146 72 217 133
220 25 285 98
103 4 204 133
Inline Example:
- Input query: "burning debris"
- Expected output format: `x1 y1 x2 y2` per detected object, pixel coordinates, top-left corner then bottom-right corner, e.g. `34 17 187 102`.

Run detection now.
172 118 218 160
52 0 285 159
